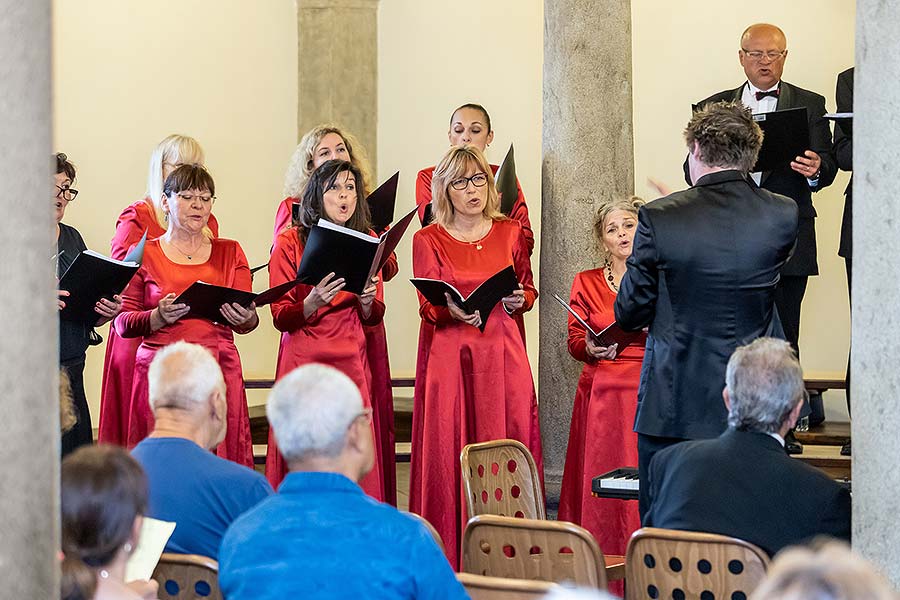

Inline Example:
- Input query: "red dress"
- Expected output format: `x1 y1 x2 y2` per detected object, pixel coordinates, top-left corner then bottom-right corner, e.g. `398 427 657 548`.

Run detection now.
114 238 252 467
99 200 219 445
273 197 399 504
410 219 543 568
264 227 387 500
557 268 645 558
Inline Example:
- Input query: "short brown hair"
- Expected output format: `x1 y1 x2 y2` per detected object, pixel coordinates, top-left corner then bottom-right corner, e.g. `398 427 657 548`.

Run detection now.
163 163 215 197
297 159 371 244
684 101 763 173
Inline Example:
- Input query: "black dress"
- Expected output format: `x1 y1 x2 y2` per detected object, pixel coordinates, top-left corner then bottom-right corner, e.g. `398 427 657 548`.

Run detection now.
58 223 95 455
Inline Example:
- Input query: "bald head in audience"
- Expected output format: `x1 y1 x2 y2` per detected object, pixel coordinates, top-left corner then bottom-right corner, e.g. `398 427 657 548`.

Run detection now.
267 363 375 482
147 340 227 450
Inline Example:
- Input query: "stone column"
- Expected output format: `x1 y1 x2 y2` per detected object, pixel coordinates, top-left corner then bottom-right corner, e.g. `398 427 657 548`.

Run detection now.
297 0 379 173
0 1 57 597
853 1 900 585
540 0 634 506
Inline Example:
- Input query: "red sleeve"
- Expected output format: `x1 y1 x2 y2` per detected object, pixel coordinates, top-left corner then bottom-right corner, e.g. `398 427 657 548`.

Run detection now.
114 264 154 338
231 242 252 292
412 231 454 326
567 273 592 363
208 213 220 238
110 205 147 261
269 231 315 332
381 251 399 282
273 199 292 241
415 168 433 225
507 177 534 256
360 273 386 326
510 223 537 314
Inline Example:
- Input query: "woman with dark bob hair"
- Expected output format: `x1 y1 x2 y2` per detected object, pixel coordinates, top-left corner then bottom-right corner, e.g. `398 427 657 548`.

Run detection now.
61 445 156 600
265 159 386 499
115 165 257 467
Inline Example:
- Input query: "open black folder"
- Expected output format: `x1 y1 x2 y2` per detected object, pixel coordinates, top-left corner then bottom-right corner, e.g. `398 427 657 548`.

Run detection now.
494 144 518 215
174 278 303 324
367 172 399 234
552 293 642 358
296 205 418 295
750 107 810 172
58 232 147 322
411 265 518 333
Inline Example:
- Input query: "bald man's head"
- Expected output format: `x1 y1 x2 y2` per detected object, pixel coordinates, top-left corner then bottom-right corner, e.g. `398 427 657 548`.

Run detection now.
739 23 788 90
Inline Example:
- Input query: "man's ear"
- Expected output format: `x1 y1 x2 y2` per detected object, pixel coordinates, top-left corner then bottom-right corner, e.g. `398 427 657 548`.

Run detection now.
722 387 731 411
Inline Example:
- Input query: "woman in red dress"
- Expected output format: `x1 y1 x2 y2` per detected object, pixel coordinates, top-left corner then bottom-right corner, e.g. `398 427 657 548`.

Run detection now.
275 125 398 504
558 196 647 560
411 144 542 568
99 135 219 445
115 165 256 467
415 103 534 255
265 159 386 499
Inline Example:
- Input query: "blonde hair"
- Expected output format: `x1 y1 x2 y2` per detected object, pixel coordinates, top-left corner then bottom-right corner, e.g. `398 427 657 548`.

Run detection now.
431 144 504 228
282 124 373 199
145 134 205 228
592 195 645 261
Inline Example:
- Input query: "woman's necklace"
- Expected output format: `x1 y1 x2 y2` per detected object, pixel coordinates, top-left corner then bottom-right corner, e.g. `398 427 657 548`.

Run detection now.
605 263 619 292
168 238 203 260
450 220 490 250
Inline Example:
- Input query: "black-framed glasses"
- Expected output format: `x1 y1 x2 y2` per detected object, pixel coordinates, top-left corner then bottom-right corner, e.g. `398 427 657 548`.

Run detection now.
741 48 786 62
55 185 78 201
449 173 488 191
176 193 216 204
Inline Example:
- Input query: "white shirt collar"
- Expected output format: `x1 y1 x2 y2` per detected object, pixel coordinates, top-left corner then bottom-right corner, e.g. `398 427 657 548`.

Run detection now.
768 432 785 447
746 80 780 95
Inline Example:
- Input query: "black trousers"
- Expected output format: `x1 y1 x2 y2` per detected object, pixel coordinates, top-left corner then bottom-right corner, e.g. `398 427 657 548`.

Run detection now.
61 361 93 457
773 275 808 357
845 256 852 413
637 432 688 522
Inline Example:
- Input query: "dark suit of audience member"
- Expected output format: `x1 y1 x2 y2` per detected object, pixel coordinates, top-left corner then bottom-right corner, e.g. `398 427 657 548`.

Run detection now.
689 24 836 357
645 338 851 556
615 101 799 519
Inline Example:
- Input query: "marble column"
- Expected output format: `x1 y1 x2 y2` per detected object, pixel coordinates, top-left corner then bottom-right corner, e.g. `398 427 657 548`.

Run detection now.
540 0 634 505
0 1 58 596
852 0 900 585
297 0 379 172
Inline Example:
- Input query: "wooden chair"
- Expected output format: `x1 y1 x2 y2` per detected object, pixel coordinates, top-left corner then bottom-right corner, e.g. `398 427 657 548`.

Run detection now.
457 572 561 599
625 528 770 600
461 439 546 520
462 514 608 589
152 553 220 600
406 511 446 553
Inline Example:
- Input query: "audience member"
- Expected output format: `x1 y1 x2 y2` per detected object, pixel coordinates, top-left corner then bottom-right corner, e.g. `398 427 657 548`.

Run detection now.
219 363 468 600
644 338 851 555
749 540 895 600
131 341 272 559
61 445 157 600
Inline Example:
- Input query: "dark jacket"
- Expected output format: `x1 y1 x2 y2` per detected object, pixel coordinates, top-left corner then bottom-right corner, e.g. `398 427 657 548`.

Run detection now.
614 170 798 439
645 428 851 556
834 67 854 258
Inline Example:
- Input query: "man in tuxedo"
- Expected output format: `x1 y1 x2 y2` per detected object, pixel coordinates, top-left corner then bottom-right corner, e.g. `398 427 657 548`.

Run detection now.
692 24 837 361
644 338 851 556
615 101 798 519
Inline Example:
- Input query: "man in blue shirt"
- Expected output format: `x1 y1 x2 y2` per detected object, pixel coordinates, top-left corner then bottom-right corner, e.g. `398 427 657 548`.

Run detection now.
132 341 273 559
219 363 468 599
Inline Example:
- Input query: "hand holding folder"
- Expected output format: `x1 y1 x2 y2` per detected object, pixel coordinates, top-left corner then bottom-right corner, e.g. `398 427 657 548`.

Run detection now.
411 265 519 332
552 293 642 359
173 278 303 324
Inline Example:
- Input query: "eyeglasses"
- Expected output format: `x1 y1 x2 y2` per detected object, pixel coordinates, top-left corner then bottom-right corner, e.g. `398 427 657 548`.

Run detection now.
449 173 488 191
176 193 215 204
741 49 787 62
55 185 78 201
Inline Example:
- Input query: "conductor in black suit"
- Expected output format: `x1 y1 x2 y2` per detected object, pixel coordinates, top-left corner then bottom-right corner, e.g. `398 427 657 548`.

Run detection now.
644 338 851 556
690 23 837 359
614 101 799 519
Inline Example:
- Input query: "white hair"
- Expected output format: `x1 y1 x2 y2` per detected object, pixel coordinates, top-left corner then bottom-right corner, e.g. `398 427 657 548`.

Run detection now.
725 337 805 433
543 588 618 600
148 341 225 412
267 363 363 462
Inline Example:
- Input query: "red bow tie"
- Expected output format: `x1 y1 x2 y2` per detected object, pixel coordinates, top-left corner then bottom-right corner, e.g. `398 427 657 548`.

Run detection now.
755 89 780 101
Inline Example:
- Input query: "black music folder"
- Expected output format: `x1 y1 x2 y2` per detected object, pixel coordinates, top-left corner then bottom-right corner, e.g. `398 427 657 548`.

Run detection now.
367 171 399 234
411 265 518 332
58 232 146 322
751 107 810 172
296 205 418 295
552 293 642 358
174 278 302 323
494 144 518 215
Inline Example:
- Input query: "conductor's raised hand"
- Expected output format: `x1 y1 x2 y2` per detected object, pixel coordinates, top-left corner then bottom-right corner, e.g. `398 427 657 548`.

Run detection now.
790 150 822 179
585 330 617 360
501 283 526 313
220 301 257 328
446 293 482 329
306 272 346 312
155 293 189 326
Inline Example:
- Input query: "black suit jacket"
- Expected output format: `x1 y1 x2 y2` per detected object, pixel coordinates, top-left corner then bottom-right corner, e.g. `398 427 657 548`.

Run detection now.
614 170 798 439
690 81 837 276
645 428 851 556
834 67 854 258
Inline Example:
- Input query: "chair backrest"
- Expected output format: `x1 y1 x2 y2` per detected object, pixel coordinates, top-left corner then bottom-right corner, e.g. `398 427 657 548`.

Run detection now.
462 514 608 589
406 511 446 554
461 439 546 520
625 527 770 600
152 553 221 600
457 572 561 599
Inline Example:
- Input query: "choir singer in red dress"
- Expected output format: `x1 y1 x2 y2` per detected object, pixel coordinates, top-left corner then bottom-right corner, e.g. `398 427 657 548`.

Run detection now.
115 165 255 467
410 144 543 568
265 159 386 500
558 196 647 559
99 135 219 446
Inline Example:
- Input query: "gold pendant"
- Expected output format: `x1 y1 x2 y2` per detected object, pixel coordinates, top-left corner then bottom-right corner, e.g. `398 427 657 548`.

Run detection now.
475 244 483 250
